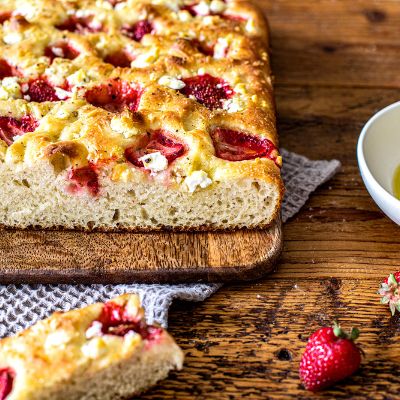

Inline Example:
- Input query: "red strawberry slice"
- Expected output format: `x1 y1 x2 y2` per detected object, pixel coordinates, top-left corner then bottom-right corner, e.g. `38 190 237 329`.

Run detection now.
125 130 186 168
89 301 163 340
85 80 141 113
0 60 14 79
106 0 124 6
55 15 103 34
121 20 153 42
24 79 61 102
179 74 234 110
44 41 80 64
210 127 279 164
222 14 246 22
0 115 38 145
104 50 134 68
0 368 14 400
67 164 99 196
0 12 12 24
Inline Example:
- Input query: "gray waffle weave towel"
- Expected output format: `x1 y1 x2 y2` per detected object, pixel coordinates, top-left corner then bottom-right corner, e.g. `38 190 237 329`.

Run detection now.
0 149 341 337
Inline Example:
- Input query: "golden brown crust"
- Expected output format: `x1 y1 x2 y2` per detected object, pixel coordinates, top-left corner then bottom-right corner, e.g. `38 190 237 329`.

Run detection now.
0 0 283 230
0 294 184 399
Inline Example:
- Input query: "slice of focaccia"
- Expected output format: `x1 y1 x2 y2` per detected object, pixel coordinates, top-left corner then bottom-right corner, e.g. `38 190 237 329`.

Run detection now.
0 0 283 231
0 294 184 400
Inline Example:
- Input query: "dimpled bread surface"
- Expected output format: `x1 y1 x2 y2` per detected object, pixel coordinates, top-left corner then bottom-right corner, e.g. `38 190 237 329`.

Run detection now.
0 0 283 231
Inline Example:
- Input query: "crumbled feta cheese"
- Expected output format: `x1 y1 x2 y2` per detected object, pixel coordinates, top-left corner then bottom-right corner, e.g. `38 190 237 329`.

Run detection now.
82 337 107 359
55 87 71 100
234 83 247 95
202 16 214 26
110 115 139 138
184 170 212 193
198 67 206 75
45 60 76 87
45 330 71 348
158 75 186 90
85 321 103 339
209 0 226 14
139 152 168 173
222 97 245 113
67 69 90 87
214 37 229 59
131 47 159 68
245 18 256 33
51 46 65 58
18 3 39 21
178 10 192 22
193 1 210 16
3 32 22 45
0 77 22 100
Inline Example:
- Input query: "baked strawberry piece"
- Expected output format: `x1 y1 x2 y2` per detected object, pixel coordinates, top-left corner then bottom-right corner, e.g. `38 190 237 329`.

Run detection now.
104 50 134 68
56 15 103 33
299 323 362 391
67 164 100 196
211 127 280 164
0 368 14 400
121 20 153 42
45 41 80 63
85 80 142 112
0 60 14 79
179 74 234 110
22 79 65 102
0 115 38 146
125 130 186 169
0 294 183 400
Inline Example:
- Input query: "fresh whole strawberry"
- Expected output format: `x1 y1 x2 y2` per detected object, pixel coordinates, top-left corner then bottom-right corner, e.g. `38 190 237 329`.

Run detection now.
378 272 400 315
299 323 362 391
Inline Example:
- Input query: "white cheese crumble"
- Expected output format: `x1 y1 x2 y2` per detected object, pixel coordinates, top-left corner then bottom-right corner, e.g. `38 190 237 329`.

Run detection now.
209 0 226 14
178 10 192 22
55 87 72 100
139 152 168 173
245 18 256 33
67 69 90 87
214 37 229 59
85 321 103 339
193 1 210 16
81 337 107 359
158 75 186 90
110 115 139 138
3 32 22 45
184 170 212 193
0 77 22 100
45 330 71 348
131 47 159 68
222 97 245 113
198 67 206 75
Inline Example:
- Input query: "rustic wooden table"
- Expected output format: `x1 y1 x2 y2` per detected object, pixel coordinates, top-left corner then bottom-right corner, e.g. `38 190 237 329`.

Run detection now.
141 1 400 398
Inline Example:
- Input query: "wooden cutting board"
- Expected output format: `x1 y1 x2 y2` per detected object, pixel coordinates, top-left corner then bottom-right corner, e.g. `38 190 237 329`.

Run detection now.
0 217 282 283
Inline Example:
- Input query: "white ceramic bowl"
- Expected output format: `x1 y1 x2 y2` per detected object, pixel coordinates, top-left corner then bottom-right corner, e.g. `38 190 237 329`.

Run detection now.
357 101 400 225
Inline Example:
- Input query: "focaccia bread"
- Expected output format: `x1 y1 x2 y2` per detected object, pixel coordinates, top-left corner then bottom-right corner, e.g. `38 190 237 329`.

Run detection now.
0 0 283 231
0 294 184 400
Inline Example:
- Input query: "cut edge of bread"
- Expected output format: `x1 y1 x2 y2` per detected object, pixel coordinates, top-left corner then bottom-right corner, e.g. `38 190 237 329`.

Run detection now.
0 161 283 231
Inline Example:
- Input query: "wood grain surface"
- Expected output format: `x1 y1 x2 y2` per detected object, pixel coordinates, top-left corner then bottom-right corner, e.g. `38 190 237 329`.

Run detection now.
137 0 400 398
0 219 282 283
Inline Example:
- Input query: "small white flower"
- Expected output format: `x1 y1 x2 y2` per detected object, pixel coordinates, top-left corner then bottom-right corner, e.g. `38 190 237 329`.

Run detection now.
139 152 168 173
158 75 186 90
184 170 212 193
